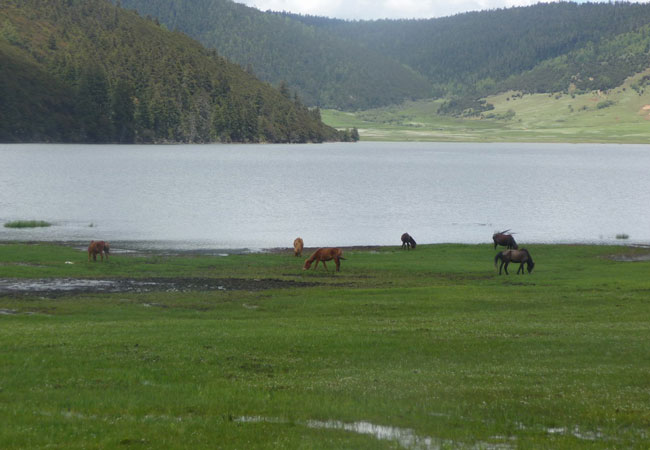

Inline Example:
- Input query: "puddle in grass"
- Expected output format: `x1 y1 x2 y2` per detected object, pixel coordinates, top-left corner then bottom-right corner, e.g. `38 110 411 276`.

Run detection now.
0 277 316 297
546 426 605 441
236 417 513 449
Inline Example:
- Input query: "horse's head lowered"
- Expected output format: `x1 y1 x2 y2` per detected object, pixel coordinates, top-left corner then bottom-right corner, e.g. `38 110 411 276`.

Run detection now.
526 259 535 273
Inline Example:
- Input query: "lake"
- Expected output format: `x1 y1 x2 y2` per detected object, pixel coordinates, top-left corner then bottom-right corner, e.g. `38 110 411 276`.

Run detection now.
1 142 649 251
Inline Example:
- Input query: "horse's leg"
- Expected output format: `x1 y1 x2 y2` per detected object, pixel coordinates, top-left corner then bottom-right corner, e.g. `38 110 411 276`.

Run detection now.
499 260 504 275
313 260 320 270
504 261 509 275
517 263 524 274
322 261 328 271
335 258 340 272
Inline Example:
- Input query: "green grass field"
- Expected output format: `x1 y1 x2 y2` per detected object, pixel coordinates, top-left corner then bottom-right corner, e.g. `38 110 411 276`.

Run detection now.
1 242 649 449
322 69 650 143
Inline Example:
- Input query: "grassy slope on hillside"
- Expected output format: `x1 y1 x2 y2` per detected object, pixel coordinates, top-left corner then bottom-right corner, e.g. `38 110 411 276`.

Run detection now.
1 243 649 448
323 69 650 143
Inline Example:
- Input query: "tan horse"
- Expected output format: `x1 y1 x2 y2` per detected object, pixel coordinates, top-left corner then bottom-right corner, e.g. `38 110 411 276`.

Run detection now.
88 240 110 262
494 248 534 275
303 248 345 272
293 237 304 257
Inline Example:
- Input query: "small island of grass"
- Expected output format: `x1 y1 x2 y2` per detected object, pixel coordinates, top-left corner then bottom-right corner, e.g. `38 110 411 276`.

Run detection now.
4 220 52 229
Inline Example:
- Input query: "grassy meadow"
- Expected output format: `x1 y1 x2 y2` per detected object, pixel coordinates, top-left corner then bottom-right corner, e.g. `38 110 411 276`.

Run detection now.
323 69 650 143
1 242 649 448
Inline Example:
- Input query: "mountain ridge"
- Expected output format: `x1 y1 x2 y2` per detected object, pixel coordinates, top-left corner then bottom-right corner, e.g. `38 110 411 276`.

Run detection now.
120 0 650 112
0 0 344 143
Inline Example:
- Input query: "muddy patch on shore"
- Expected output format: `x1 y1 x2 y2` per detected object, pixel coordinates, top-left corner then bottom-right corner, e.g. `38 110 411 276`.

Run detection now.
607 246 650 262
0 277 317 298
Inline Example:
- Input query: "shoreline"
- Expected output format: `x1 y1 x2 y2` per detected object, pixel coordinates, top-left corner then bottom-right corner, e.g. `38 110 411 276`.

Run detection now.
2 240 649 257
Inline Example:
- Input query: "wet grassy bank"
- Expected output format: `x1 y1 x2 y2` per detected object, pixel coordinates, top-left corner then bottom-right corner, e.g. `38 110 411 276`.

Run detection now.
1 243 649 448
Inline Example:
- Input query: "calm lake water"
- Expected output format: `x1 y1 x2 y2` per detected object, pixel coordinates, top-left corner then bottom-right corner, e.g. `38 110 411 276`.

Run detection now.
1 142 649 251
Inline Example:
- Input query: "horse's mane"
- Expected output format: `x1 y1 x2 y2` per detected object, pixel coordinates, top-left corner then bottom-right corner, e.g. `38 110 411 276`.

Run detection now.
520 248 533 263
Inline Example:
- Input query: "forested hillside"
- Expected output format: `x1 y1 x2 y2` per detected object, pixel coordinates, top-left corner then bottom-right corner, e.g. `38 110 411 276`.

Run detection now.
116 0 432 110
118 0 650 115
288 2 650 109
0 0 342 143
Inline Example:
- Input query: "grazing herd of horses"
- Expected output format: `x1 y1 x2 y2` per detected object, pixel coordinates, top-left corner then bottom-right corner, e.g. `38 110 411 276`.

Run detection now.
88 230 534 276
293 229 534 275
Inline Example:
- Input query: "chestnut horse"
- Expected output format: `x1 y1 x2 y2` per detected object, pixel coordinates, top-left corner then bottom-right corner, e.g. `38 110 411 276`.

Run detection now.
494 248 534 275
88 240 110 262
401 233 416 250
293 237 304 257
303 248 345 272
492 230 518 249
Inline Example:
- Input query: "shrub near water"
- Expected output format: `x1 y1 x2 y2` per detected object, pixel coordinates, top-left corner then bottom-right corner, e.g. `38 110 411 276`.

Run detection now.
4 220 51 228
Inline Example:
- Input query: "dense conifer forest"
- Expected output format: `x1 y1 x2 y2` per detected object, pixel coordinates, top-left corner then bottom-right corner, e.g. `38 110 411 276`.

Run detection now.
119 0 650 114
0 0 344 143
3 0 650 140
116 0 432 110
291 2 650 110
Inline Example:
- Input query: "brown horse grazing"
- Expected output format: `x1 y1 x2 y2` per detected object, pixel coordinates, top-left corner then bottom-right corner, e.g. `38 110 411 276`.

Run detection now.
494 248 534 275
401 233 417 250
88 240 110 262
492 230 518 249
293 237 304 257
303 248 345 272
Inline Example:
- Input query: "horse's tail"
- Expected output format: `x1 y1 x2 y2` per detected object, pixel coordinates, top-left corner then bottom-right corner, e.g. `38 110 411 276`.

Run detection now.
494 252 502 268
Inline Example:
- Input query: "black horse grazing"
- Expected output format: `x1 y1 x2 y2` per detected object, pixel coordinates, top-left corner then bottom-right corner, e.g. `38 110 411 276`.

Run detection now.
492 230 518 249
494 248 534 275
401 233 416 250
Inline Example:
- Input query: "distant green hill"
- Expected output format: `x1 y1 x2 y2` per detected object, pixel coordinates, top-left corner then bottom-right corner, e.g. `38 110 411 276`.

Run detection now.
116 0 433 110
0 0 342 143
118 1 650 115
291 2 650 99
321 68 650 144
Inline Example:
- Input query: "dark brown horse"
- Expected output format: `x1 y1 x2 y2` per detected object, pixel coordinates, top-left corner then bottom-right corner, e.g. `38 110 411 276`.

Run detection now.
303 248 345 272
494 248 534 275
401 233 416 250
88 240 110 262
492 230 518 249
